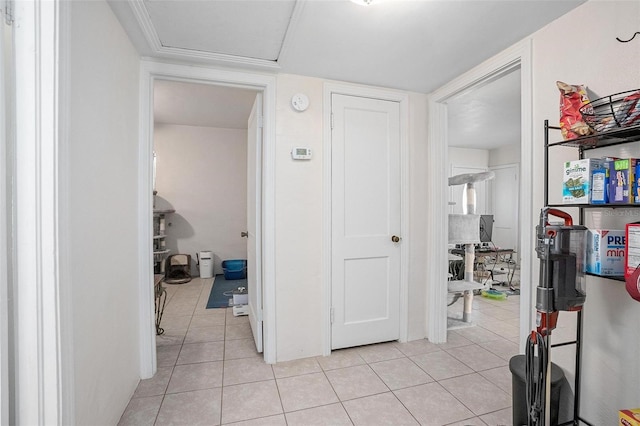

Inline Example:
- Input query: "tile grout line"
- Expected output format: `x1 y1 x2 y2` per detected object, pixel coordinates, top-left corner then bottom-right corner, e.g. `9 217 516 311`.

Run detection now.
130 282 518 425
362 353 422 426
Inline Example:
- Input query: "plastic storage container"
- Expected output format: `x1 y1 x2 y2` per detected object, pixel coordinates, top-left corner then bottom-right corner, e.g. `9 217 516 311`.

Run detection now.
198 251 214 279
222 259 247 280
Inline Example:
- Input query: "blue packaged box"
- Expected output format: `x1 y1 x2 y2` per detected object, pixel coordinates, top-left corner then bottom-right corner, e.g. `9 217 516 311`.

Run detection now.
586 230 625 276
634 163 640 203
591 168 608 204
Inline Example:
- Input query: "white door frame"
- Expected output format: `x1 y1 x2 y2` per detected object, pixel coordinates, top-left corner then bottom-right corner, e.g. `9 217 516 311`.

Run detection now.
322 82 410 355
426 40 534 348
10 0 74 423
0 8 11 425
138 61 277 374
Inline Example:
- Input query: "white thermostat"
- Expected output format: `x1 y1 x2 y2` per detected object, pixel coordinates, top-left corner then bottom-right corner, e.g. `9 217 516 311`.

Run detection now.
291 147 312 160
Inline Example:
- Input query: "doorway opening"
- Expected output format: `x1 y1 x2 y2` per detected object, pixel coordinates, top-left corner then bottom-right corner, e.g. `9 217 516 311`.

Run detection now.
446 66 522 331
138 62 277 378
426 40 534 348
152 79 258 280
151 78 261 350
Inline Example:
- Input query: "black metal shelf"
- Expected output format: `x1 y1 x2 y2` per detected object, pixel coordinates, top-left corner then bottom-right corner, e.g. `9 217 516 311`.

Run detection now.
547 123 640 150
585 272 625 282
543 119 640 426
546 203 640 209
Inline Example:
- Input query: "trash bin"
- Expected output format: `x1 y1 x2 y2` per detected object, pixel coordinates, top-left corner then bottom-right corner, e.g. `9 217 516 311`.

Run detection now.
198 251 214 279
509 354 565 426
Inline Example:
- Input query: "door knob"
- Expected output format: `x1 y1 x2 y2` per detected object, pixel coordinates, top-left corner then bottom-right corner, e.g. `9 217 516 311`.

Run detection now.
391 235 401 243
241 231 248 238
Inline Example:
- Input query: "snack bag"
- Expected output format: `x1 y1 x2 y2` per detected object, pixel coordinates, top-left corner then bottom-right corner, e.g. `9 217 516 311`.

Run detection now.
557 81 593 140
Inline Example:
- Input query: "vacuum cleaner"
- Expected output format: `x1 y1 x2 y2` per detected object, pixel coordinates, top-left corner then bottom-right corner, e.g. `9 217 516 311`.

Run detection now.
526 207 587 426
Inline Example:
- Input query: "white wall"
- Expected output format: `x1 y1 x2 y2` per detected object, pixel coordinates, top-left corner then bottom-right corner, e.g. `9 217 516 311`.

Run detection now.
407 92 430 341
274 74 429 361
154 124 248 275
489 143 520 167
274 74 325 360
529 1 640 423
67 1 140 423
449 147 490 169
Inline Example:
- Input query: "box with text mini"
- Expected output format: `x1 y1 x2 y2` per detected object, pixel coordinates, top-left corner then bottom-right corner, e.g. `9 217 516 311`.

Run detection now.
586 229 625 276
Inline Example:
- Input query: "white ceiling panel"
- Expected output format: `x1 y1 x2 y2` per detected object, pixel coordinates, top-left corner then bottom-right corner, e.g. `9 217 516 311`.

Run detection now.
144 0 296 60
279 0 583 93
154 80 259 129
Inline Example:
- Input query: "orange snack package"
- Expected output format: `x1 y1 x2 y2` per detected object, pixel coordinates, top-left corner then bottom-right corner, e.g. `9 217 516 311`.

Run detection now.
557 81 593 140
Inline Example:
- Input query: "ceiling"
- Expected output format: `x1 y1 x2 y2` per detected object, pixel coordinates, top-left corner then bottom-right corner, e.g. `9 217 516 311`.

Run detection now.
154 80 258 129
109 0 584 94
447 67 521 150
111 0 584 146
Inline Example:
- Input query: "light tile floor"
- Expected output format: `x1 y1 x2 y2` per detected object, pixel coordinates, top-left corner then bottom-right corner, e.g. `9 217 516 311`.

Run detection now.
119 277 521 426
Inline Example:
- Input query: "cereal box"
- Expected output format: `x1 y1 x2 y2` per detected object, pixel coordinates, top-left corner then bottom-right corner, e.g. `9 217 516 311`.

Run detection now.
563 159 606 204
586 230 625 276
609 158 638 204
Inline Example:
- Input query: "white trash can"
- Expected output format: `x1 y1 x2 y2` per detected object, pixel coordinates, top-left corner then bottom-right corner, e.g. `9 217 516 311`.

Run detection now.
198 251 214 278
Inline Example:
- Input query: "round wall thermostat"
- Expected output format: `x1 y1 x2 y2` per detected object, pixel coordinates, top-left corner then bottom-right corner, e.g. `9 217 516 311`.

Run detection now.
291 93 309 112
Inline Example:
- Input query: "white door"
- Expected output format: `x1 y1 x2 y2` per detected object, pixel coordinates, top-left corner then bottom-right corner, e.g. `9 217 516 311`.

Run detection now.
247 93 263 352
449 165 488 214
490 164 519 252
331 94 401 350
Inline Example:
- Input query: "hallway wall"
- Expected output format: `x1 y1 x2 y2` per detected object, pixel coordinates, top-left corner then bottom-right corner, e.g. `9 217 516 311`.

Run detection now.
67 1 141 424
274 74 429 361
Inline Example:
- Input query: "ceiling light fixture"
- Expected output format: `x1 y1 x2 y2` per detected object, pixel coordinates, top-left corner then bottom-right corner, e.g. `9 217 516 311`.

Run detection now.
350 0 378 6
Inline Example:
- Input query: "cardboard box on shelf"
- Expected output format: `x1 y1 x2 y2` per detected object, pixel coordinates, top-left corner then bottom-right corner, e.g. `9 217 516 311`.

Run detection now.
586 229 625 276
591 168 608 204
625 223 640 279
609 158 638 204
563 159 606 204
